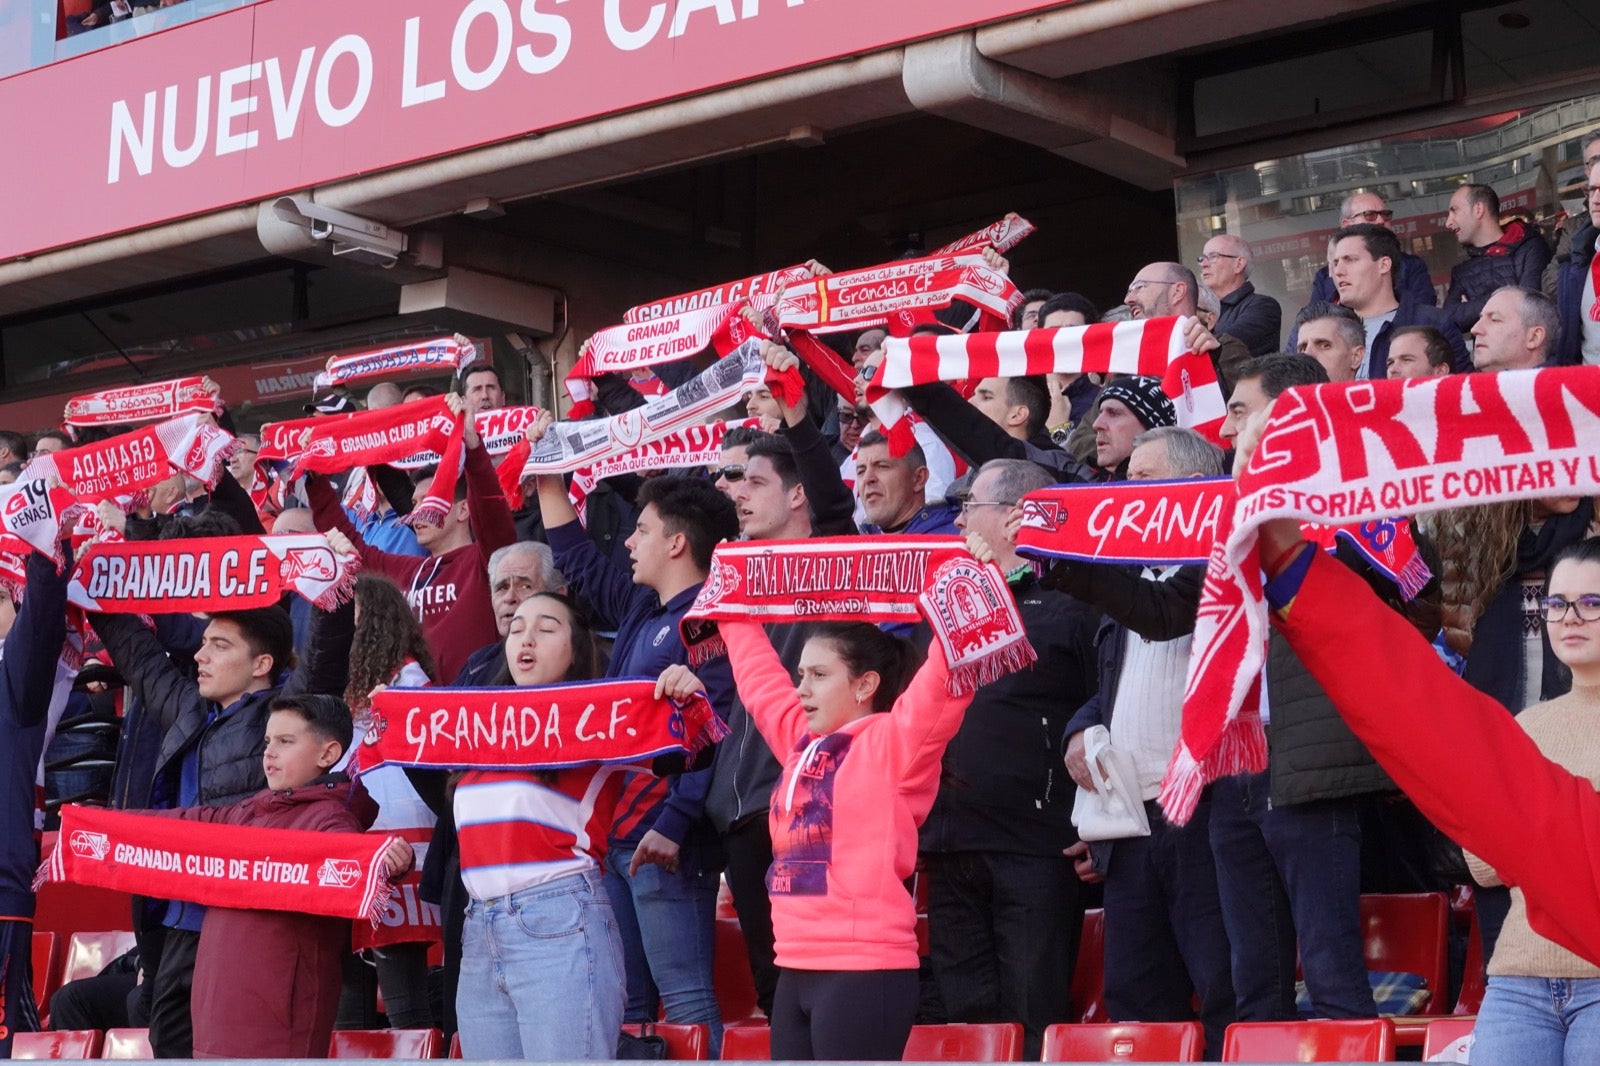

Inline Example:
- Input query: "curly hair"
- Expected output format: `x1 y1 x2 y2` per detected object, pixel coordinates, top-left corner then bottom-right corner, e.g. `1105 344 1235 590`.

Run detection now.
346 574 437 712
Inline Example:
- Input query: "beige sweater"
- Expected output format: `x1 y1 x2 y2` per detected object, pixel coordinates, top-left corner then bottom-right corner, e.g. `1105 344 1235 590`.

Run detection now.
1466 690 1600 978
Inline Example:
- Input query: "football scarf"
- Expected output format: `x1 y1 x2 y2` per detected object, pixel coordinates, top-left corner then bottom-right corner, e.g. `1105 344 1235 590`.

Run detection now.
313 335 477 391
866 316 1227 455
565 419 758 525
0 478 78 562
67 534 361 613
932 212 1037 256
682 536 1037 696
39 805 396 924
263 397 466 526
63 377 216 430
770 253 1021 335
523 341 789 477
1159 367 1600 825
624 265 817 323
564 303 756 418
389 406 546 469
27 415 240 504
357 679 729 772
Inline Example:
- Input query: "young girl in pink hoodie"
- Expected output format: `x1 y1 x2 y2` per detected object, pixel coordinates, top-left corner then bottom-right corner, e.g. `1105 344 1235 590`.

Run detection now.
662 620 972 1060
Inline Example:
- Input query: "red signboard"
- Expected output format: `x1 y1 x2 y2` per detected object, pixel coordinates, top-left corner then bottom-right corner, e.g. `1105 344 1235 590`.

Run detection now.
0 0 1064 262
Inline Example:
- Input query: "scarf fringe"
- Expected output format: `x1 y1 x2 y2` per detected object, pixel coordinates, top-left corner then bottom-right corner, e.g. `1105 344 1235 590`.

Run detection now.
311 554 362 611
943 641 1038 697
686 634 726 669
1395 553 1433 601
1157 744 1204 827
405 501 448 528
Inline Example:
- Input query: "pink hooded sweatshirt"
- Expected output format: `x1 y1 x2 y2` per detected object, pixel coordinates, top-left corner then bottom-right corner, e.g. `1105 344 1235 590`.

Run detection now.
720 621 973 972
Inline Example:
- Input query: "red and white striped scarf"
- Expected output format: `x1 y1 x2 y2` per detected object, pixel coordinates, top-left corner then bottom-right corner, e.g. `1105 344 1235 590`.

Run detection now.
63 377 217 430
1160 367 1600 825
0 478 77 563
313 335 477 391
24 415 238 504
931 212 1037 256
67 534 361 613
866 316 1226 454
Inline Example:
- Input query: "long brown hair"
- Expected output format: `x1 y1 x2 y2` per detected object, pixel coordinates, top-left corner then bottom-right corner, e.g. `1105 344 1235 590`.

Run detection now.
1422 500 1528 654
346 574 437 712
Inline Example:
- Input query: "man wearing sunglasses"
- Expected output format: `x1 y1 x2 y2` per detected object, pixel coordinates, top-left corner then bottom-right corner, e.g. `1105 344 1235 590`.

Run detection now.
1307 192 1439 308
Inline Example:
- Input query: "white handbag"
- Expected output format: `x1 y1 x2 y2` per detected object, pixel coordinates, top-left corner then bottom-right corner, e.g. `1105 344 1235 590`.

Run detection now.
1070 725 1152 842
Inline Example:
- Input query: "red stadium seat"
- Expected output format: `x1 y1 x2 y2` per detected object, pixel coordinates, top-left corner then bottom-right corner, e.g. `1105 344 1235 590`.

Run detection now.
622 1023 710 1060
100 1029 152 1060
327 1028 442 1059
1361 892 1449 1013
12 1030 102 1060
716 876 738 920
1069 908 1108 1024
1040 1021 1204 1062
58 931 136 990
714 917 764 1023
448 1032 461 1059
31 931 58 1014
720 1024 771 1060
902 1022 1024 1062
1221 1018 1396 1062
1421 1017 1475 1060
1455 907 1486 1014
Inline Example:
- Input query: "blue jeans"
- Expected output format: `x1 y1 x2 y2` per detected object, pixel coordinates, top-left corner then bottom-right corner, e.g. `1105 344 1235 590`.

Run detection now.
457 868 625 1060
1470 975 1600 1066
1103 798 1235 1060
605 840 723 1055
1208 771 1375 1021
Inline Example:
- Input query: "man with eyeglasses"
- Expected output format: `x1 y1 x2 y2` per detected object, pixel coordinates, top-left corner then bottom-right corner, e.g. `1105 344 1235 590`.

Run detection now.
831 401 870 463
1307 192 1438 307
1123 262 1252 394
1551 143 1600 365
1198 234 1281 357
919 459 1099 1058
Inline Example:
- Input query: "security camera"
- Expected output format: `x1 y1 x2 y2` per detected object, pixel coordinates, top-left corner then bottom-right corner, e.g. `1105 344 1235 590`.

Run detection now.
270 196 408 268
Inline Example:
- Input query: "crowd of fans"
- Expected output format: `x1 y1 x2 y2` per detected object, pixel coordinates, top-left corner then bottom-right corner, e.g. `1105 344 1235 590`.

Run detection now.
60 0 188 37
4 126 1600 1064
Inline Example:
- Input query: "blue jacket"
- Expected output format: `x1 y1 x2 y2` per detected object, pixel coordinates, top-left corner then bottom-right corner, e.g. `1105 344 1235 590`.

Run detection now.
1553 223 1598 366
1310 252 1437 308
862 502 961 537
546 520 735 861
0 553 70 919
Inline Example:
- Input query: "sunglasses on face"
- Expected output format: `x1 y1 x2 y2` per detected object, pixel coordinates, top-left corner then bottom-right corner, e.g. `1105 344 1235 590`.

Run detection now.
715 465 746 482
837 408 872 426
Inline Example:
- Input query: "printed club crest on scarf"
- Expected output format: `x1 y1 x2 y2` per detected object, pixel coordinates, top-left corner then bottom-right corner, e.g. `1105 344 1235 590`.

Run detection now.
1159 366 1600 826
767 252 1020 335
63 377 217 430
313 335 478 391
682 536 1036 696
25 414 239 505
39 805 398 925
68 534 361 613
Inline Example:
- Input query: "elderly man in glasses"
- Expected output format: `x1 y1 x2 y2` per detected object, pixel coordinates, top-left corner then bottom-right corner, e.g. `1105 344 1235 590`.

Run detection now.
1197 234 1281 357
1123 262 1253 394
1306 191 1439 307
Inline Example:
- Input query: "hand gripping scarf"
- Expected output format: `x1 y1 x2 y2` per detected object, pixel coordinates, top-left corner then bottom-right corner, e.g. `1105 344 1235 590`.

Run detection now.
931 212 1037 256
770 252 1021 335
67 533 361 613
39 805 397 924
387 406 545 470
565 303 758 417
867 316 1227 455
1015 479 1431 592
523 341 795 477
63 377 217 430
262 397 467 526
26 414 239 504
313 335 478 391
1159 366 1600 825
357 679 728 771
682 536 1037 696
0 477 78 562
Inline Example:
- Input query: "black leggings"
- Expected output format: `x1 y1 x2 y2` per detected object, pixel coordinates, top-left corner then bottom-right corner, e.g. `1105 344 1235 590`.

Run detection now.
769 967 919 1061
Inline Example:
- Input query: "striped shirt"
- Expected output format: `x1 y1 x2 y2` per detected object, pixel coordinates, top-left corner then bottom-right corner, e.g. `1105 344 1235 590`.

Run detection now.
454 767 625 901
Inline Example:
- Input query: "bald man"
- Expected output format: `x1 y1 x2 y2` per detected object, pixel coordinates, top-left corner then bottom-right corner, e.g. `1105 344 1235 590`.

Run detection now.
1200 234 1281 357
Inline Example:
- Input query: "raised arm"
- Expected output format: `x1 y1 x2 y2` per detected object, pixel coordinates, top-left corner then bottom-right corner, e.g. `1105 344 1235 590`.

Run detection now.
720 621 807 756
886 640 974 797
463 437 517 563
2 551 71 727
90 611 202 734
1042 562 1202 642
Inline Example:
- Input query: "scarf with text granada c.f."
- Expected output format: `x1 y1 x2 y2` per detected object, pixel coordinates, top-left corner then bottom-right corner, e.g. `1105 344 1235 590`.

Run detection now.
67 534 361 614
682 536 1036 696
38 804 398 925
1159 367 1600 826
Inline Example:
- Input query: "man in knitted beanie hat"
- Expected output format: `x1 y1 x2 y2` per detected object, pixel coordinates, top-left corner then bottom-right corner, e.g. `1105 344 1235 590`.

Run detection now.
1091 376 1176 475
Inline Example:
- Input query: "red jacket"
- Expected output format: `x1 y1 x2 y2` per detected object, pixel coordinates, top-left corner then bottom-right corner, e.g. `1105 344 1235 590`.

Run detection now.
1276 549 1600 966
161 778 395 1059
721 621 972 971
310 442 516 682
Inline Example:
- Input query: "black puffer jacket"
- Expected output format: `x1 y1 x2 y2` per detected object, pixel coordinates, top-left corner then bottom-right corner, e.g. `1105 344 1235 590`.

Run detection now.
1265 631 1395 807
1443 219 1553 333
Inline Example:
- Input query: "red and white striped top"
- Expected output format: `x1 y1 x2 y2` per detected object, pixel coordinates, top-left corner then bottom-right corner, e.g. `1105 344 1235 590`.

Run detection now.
454 766 626 901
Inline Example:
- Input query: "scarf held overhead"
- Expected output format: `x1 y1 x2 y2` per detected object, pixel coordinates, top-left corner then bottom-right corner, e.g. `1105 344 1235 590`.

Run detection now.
682 536 1036 696
68 534 360 613
313 335 478 391
358 679 728 772
771 253 1021 335
565 302 756 415
566 419 758 526
0 477 78 562
63 377 216 429
1159 367 1600 825
27 415 239 504
39 805 395 924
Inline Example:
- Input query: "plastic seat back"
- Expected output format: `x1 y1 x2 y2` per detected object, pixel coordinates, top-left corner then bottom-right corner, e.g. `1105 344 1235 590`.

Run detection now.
1361 892 1448 1013
1221 1018 1396 1062
1422 1017 1475 1061
12 1030 102 1060
59 931 136 989
327 1028 442 1059
31 931 58 1013
903 1022 1024 1061
101 1029 152 1060
1069 908 1108 1024
1041 1021 1204 1062
719 1025 771 1060
713 917 763 1023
